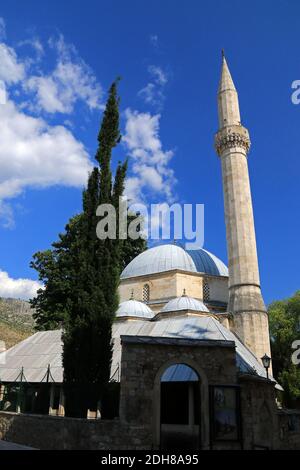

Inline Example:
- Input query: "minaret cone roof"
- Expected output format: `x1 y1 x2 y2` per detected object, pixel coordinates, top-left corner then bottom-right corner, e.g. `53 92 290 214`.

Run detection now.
217 52 241 127
218 54 237 94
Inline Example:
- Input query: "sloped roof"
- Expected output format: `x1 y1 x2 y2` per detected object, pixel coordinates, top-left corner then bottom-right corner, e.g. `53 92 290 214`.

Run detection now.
0 316 274 385
0 330 62 383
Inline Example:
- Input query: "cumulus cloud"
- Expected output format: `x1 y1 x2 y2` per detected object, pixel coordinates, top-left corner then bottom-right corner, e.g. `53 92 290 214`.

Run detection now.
26 35 103 113
0 43 26 84
0 31 98 227
0 270 41 300
123 108 176 203
138 65 168 110
0 22 102 299
0 99 92 202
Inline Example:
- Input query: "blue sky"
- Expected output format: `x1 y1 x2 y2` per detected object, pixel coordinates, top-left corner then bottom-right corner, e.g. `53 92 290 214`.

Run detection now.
0 0 299 303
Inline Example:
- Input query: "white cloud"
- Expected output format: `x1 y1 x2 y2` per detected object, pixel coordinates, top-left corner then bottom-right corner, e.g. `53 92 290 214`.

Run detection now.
0 43 25 84
0 29 101 229
0 18 6 41
123 109 176 203
0 99 92 202
138 65 168 110
26 35 103 113
0 201 14 229
18 38 44 60
0 269 41 300
148 65 168 86
138 83 164 108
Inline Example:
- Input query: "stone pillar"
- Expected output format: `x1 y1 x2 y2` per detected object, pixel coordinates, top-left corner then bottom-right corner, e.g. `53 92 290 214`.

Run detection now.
58 388 65 417
49 384 55 415
188 383 195 426
215 55 271 363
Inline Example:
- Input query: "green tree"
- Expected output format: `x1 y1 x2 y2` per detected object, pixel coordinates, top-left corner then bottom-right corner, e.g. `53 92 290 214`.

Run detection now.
30 85 146 332
30 215 82 330
30 212 146 331
62 81 126 417
30 81 146 416
268 290 300 407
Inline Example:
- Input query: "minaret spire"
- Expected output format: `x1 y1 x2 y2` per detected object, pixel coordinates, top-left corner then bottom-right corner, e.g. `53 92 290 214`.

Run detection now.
215 54 271 364
218 53 241 127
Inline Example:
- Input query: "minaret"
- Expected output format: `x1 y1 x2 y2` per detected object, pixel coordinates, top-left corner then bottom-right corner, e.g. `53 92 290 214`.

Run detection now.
215 53 271 363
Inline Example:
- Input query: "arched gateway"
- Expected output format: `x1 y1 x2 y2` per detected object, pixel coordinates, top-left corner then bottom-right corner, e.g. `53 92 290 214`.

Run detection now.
160 363 200 450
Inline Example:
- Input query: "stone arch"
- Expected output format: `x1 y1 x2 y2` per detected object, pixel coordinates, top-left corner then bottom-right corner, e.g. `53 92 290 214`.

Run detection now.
153 357 209 450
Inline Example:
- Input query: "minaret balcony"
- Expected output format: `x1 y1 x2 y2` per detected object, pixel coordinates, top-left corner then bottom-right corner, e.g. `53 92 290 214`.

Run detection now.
214 125 251 156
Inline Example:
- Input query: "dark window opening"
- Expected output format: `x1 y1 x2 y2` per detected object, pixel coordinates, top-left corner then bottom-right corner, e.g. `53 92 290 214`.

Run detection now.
143 284 150 302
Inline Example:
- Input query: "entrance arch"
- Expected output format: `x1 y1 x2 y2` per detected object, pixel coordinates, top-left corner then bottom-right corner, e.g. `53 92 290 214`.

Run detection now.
153 358 209 450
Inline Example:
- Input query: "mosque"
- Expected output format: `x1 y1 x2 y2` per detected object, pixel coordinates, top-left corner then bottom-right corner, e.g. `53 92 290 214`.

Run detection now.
0 55 299 450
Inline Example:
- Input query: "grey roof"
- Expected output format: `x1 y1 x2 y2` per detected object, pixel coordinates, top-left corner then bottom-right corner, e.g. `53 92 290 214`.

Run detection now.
186 248 228 277
116 300 154 319
0 330 62 383
120 244 197 279
161 295 209 313
120 244 228 280
0 316 275 384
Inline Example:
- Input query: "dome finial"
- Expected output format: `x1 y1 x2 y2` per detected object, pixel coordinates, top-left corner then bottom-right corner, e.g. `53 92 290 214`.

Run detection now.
182 288 187 297
130 289 134 300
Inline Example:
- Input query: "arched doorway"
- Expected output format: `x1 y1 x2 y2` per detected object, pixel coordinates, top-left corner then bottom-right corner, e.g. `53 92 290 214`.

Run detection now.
160 363 200 450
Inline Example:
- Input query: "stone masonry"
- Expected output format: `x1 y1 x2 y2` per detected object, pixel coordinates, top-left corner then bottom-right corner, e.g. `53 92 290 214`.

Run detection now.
215 55 271 362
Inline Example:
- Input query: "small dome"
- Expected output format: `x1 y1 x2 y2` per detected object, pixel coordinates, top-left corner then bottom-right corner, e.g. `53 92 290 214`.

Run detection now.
120 244 197 279
161 295 209 314
116 299 154 320
186 248 228 277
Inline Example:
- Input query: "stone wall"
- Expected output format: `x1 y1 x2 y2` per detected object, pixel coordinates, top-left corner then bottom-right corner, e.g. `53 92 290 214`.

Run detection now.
119 270 204 310
239 376 279 449
277 410 300 450
0 412 152 450
119 336 237 450
207 276 228 304
0 336 299 450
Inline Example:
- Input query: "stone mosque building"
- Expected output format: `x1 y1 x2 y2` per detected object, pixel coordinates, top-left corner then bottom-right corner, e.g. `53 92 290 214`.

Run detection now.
0 55 299 450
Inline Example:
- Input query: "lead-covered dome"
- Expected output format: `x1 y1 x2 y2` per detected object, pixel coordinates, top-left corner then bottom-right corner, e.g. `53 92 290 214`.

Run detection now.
115 299 154 320
186 248 228 277
120 244 197 279
161 295 209 313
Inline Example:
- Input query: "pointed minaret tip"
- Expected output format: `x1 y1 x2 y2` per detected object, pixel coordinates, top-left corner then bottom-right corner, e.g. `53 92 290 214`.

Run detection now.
218 52 236 94
217 52 241 128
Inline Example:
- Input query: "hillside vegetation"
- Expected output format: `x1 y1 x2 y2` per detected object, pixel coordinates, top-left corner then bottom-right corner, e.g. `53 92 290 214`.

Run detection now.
0 298 35 349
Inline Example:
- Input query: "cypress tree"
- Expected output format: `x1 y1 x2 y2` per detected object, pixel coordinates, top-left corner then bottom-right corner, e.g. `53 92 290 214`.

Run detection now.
62 81 128 417
30 80 147 415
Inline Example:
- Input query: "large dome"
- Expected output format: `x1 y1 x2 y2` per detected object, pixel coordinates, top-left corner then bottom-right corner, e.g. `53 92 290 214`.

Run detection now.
161 295 209 313
120 244 228 279
116 299 154 320
186 248 228 277
120 244 197 279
